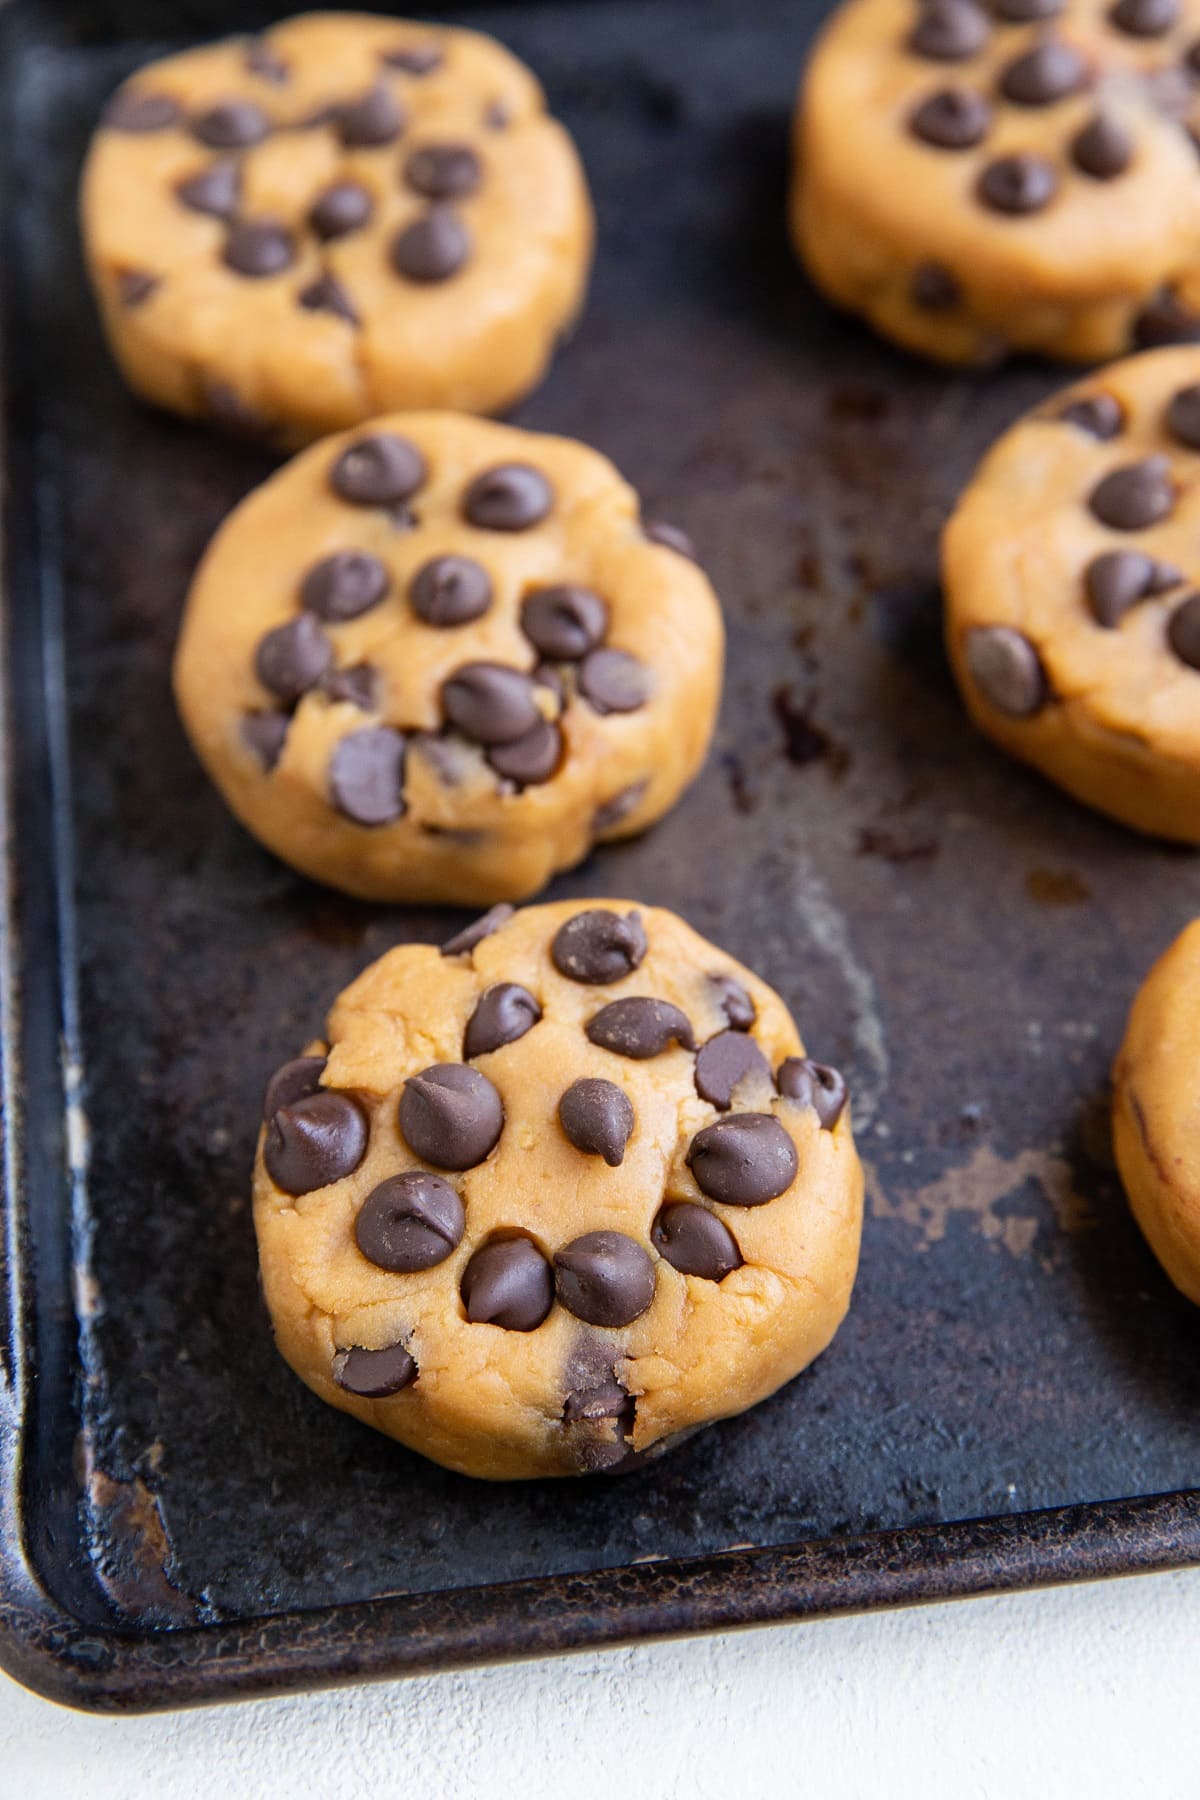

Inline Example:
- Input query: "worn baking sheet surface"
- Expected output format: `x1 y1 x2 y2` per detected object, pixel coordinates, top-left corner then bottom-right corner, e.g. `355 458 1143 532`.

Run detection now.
3 0 1200 1713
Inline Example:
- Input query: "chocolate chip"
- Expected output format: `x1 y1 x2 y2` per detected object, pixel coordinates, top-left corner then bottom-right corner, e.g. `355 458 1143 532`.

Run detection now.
586 998 696 1059
487 720 563 785
977 154 1057 214
777 1058 848 1130
383 43 444 74
399 1064 503 1169
1089 457 1174 530
908 0 990 60
194 100 269 149
1133 292 1200 349
104 89 181 132
463 464 554 531
262 1054 326 1122
578 649 651 715
224 219 295 278
1110 0 1178 34
204 379 271 438
328 727 406 825
390 208 471 281
442 663 541 745
355 1171 464 1272
301 551 389 622
242 711 289 770
911 262 961 310
440 903 514 957
558 1079 635 1166
339 84 405 147
320 663 379 709
255 614 333 703
909 86 991 148
1167 594 1200 668
404 142 483 199
245 38 289 83
592 782 649 836
552 909 647 984
1056 393 1123 438
517 585 607 661
964 626 1048 717
555 1232 655 1327
175 159 240 218
534 663 567 705
298 273 360 326
332 1342 416 1397
1166 383 1200 449
464 983 542 1058
331 433 426 507
117 269 158 307
643 519 698 560
686 1112 798 1207
999 41 1085 105
484 99 511 130
308 181 374 240
994 0 1061 16
264 1091 368 1194
694 1031 772 1110
1084 551 1160 625
410 555 493 626
1071 113 1132 179
461 1237 553 1330
562 1354 634 1427
651 1203 742 1282
711 973 756 1031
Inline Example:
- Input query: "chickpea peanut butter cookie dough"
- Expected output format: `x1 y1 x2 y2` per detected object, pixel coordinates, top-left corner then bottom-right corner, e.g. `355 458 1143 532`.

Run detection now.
943 346 1200 840
793 0 1200 367
173 412 724 902
80 12 593 440
253 900 864 1480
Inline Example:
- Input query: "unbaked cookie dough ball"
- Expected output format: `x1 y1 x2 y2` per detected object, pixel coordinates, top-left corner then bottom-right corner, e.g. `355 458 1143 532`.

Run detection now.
252 899 864 1480
173 412 723 902
80 12 592 441
943 346 1200 841
793 0 1200 367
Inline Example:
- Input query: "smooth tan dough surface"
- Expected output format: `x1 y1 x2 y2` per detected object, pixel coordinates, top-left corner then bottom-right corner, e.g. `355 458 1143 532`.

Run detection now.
793 0 1200 366
943 347 1200 841
173 412 724 902
80 12 592 440
253 900 865 1480
1113 919 1200 1304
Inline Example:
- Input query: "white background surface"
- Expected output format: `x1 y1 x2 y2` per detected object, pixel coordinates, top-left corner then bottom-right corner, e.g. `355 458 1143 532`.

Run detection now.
4 1566 1200 1796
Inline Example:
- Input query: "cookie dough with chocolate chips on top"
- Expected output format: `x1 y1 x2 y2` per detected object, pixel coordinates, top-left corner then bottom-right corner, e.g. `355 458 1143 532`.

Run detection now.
943 346 1200 840
793 0 1200 365
252 900 864 1479
80 12 592 440
173 413 723 902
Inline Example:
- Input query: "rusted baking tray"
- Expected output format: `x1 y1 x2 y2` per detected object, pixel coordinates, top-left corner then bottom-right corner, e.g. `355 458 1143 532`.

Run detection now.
4 0 1200 1716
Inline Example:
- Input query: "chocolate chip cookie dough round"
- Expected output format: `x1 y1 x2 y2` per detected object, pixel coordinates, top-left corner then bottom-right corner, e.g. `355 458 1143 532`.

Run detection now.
80 12 592 441
793 0 1200 367
173 413 723 902
252 899 864 1479
943 346 1200 840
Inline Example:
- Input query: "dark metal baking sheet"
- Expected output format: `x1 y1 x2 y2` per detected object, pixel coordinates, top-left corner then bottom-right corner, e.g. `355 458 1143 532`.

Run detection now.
4 0 1200 1715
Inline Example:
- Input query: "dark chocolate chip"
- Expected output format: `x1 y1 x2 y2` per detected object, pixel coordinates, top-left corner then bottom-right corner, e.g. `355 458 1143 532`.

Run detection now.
534 662 567 705
1167 593 1200 668
440 903 514 957
262 1054 326 1122
555 1231 656 1327
399 1064 504 1169
224 219 295 278
464 983 542 1058
1057 393 1123 438
463 464 554 531
908 0 990 60
339 84 405 147
1088 456 1174 530
242 711 289 770
1084 550 1158 626
331 433 426 506
390 208 471 281
711 973 756 1031
558 1079 635 1167
319 663 379 709
909 86 991 148
651 1203 742 1282
298 272 360 325
964 626 1048 717
332 1342 416 1397
204 379 270 438
103 89 181 132
355 1171 464 1272
301 550 389 622
264 1091 367 1194
994 0 1061 17
911 262 961 310
484 98 511 130
383 43 444 74
592 782 649 836
461 1237 553 1330
175 159 240 218
561 1342 637 1470
245 38 289 83
562 1358 633 1426
404 142 483 199
778 1058 849 1130
552 909 647 985
194 100 269 149
686 1112 798 1207
694 1031 772 1110
586 997 696 1060
999 41 1085 106
487 720 563 785
1071 113 1133 179
117 269 159 307
255 614 333 703
520 585 609 660
410 555 493 626
977 153 1057 214
578 649 651 715
1133 292 1200 349
308 181 374 240
328 727 406 825
1110 0 1178 34
1166 383 1200 449
442 663 541 745
643 519 697 560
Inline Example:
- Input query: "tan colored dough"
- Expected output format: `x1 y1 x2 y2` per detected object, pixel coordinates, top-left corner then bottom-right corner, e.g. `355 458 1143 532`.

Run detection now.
80 12 592 441
793 0 1200 366
252 899 864 1480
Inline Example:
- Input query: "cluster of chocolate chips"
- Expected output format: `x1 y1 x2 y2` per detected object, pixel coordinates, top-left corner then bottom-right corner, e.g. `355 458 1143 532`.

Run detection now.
259 905 847 1402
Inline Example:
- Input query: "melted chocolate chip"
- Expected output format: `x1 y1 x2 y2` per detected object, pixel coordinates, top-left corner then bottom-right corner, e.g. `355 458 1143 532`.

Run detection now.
383 43 444 74
710 973 756 1031
909 86 991 148
440 903 514 957
404 142 483 199
298 273 360 325
686 1113 798 1207
255 614 332 703
399 1064 503 1169
963 626 1048 717
245 38 289 83
999 41 1085 106
908 0 990 58
309 181 374 240
552 909 647 984
390 208 471 281
911 262 961 310
328 727 406 825
194 99 269 149
242 711 289 770
355 1171 464 1272
176 159 240 218
487 720 563 785
117 269 159 307
651 1203 742 1282
461 1237 553 1330
643 520 698 560
410 555 493 626
1057 393 1123 438
264 1091 367 1194
104 89 181 132
579 649 651 715
320 664 379 709
1084 550 1168 626
331 433 426 506
1167 594 1200 667
1134 292 1200 348
520 586 609 660
464 983 542 1058
333 1342 416 1397
592 782 649 836
1166 384 1200 449
555 1232 656 1327
778 1058 849 1129
224 218 295 278
463 464 554 531
558 1079 635 1167
977 153 1057 214
442 663 541 745
1071 113 1133 179
262 1054 326 1122
301 550 389 622
1110 0 1178 34
694 1031 772 1110
1088 456 1174 530
339 84 405 147
585 997 696 1059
